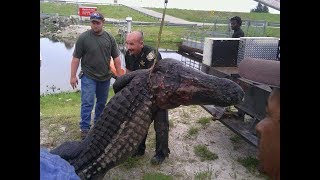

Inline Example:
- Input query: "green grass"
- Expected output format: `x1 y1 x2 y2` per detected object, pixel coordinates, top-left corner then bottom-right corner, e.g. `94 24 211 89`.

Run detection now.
142 172 173 180
193 145 218 161
41 2 158 22
230 135 242 143
40 91 82 117
120 156 144 169
41 2 279 24
40 88 115 142
41 88 114 116
197 117 211 126
194 170 213 180
148 8 280 23
40 2 78 16
186 126 199 138
104 24 192 50
237 156 260 173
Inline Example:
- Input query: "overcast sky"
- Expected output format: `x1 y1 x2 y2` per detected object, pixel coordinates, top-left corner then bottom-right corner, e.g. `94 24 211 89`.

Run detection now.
74 0 280 14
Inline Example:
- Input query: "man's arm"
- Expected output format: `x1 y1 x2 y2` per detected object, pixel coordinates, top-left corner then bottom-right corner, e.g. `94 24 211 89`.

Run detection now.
70 57 80 89
113 56 124 77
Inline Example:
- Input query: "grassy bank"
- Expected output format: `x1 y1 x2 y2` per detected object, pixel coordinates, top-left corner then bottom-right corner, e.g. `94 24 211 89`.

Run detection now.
41 2 280 41
40 2 279 23
105 24 192 50
40 2 158 22
148 8 280 23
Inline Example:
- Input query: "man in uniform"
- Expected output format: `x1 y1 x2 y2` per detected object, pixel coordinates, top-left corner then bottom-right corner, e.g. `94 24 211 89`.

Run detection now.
125 31 170 165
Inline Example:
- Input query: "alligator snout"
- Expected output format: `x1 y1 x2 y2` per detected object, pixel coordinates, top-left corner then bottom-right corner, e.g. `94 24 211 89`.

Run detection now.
150 58 244 109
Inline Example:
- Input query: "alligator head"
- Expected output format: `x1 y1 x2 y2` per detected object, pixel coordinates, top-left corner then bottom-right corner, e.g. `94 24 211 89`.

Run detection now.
51 58 244 180
149 58 244 109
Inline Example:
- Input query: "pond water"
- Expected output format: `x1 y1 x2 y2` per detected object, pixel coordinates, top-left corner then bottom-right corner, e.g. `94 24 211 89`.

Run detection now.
40 38 191 95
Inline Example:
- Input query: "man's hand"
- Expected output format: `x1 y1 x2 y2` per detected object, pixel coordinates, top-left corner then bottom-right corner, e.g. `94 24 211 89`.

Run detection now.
70 57 80 89
70 76 78 89
113 56 124 76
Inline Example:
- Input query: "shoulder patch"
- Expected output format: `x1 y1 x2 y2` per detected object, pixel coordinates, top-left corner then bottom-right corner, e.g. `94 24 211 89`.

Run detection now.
146 51 156 61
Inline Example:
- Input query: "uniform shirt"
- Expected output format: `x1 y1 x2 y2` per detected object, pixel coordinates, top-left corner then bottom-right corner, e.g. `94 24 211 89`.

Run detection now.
125 45 162 71
73 29 120 81
232 28 245 38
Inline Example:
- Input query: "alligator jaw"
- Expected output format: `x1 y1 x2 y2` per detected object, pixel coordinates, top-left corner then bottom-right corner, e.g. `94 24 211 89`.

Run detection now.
150 58 244 109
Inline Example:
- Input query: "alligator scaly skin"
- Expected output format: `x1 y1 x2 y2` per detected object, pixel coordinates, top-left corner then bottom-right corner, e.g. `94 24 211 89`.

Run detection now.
51 58 245 180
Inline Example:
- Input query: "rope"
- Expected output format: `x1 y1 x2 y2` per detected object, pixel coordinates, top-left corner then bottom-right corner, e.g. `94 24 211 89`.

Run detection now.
149 0 168 77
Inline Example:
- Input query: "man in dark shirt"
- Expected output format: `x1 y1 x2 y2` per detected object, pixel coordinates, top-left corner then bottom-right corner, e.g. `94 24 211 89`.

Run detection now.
125 31 170 165
70 11 122 140
230 16 245 38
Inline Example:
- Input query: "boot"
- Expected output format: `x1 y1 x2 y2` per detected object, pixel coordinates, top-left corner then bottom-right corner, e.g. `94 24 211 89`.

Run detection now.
151 151 166 165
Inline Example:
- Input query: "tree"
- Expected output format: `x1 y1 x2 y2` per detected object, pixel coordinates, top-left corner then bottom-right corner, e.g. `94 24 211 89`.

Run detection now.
262 5 269 13
251 2 269 13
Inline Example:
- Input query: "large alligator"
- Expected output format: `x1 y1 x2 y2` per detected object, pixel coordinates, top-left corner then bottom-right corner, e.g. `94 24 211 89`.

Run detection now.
51 58 244 180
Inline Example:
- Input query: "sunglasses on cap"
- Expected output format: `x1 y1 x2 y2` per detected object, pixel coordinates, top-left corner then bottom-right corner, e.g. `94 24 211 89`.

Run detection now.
90 12 104 20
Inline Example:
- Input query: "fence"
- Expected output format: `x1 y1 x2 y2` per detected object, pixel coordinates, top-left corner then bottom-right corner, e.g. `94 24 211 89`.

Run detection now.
180 18 280 51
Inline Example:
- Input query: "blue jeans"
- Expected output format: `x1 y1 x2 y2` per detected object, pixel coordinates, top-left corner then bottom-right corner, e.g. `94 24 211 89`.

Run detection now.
80 74 110 131
40 148 80 180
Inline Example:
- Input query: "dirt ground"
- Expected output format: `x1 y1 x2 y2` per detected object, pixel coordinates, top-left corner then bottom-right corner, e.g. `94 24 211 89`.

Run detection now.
103 105 264 180
40 25 266 179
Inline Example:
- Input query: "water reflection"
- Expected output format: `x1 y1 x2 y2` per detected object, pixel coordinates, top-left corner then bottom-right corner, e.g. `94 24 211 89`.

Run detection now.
40 38 187 95
40 38 78 94
64 41 74 50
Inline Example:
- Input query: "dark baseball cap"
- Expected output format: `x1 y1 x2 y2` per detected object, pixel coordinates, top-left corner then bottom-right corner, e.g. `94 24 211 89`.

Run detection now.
90 11 105 22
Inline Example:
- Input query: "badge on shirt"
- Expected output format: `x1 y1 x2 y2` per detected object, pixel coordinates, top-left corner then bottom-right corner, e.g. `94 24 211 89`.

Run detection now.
146 51 156 61
140 60 145 66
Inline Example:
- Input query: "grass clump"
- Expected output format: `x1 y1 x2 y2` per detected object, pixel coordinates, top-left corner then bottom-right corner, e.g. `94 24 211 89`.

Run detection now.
194 145 218 161
194 170 213 180
185 126 199 138
197 117 211 126
142 172 173 180
120 156 144 170
237 156 259 173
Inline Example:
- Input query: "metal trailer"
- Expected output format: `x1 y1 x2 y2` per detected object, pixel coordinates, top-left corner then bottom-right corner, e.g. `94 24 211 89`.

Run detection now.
177 37 280 147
